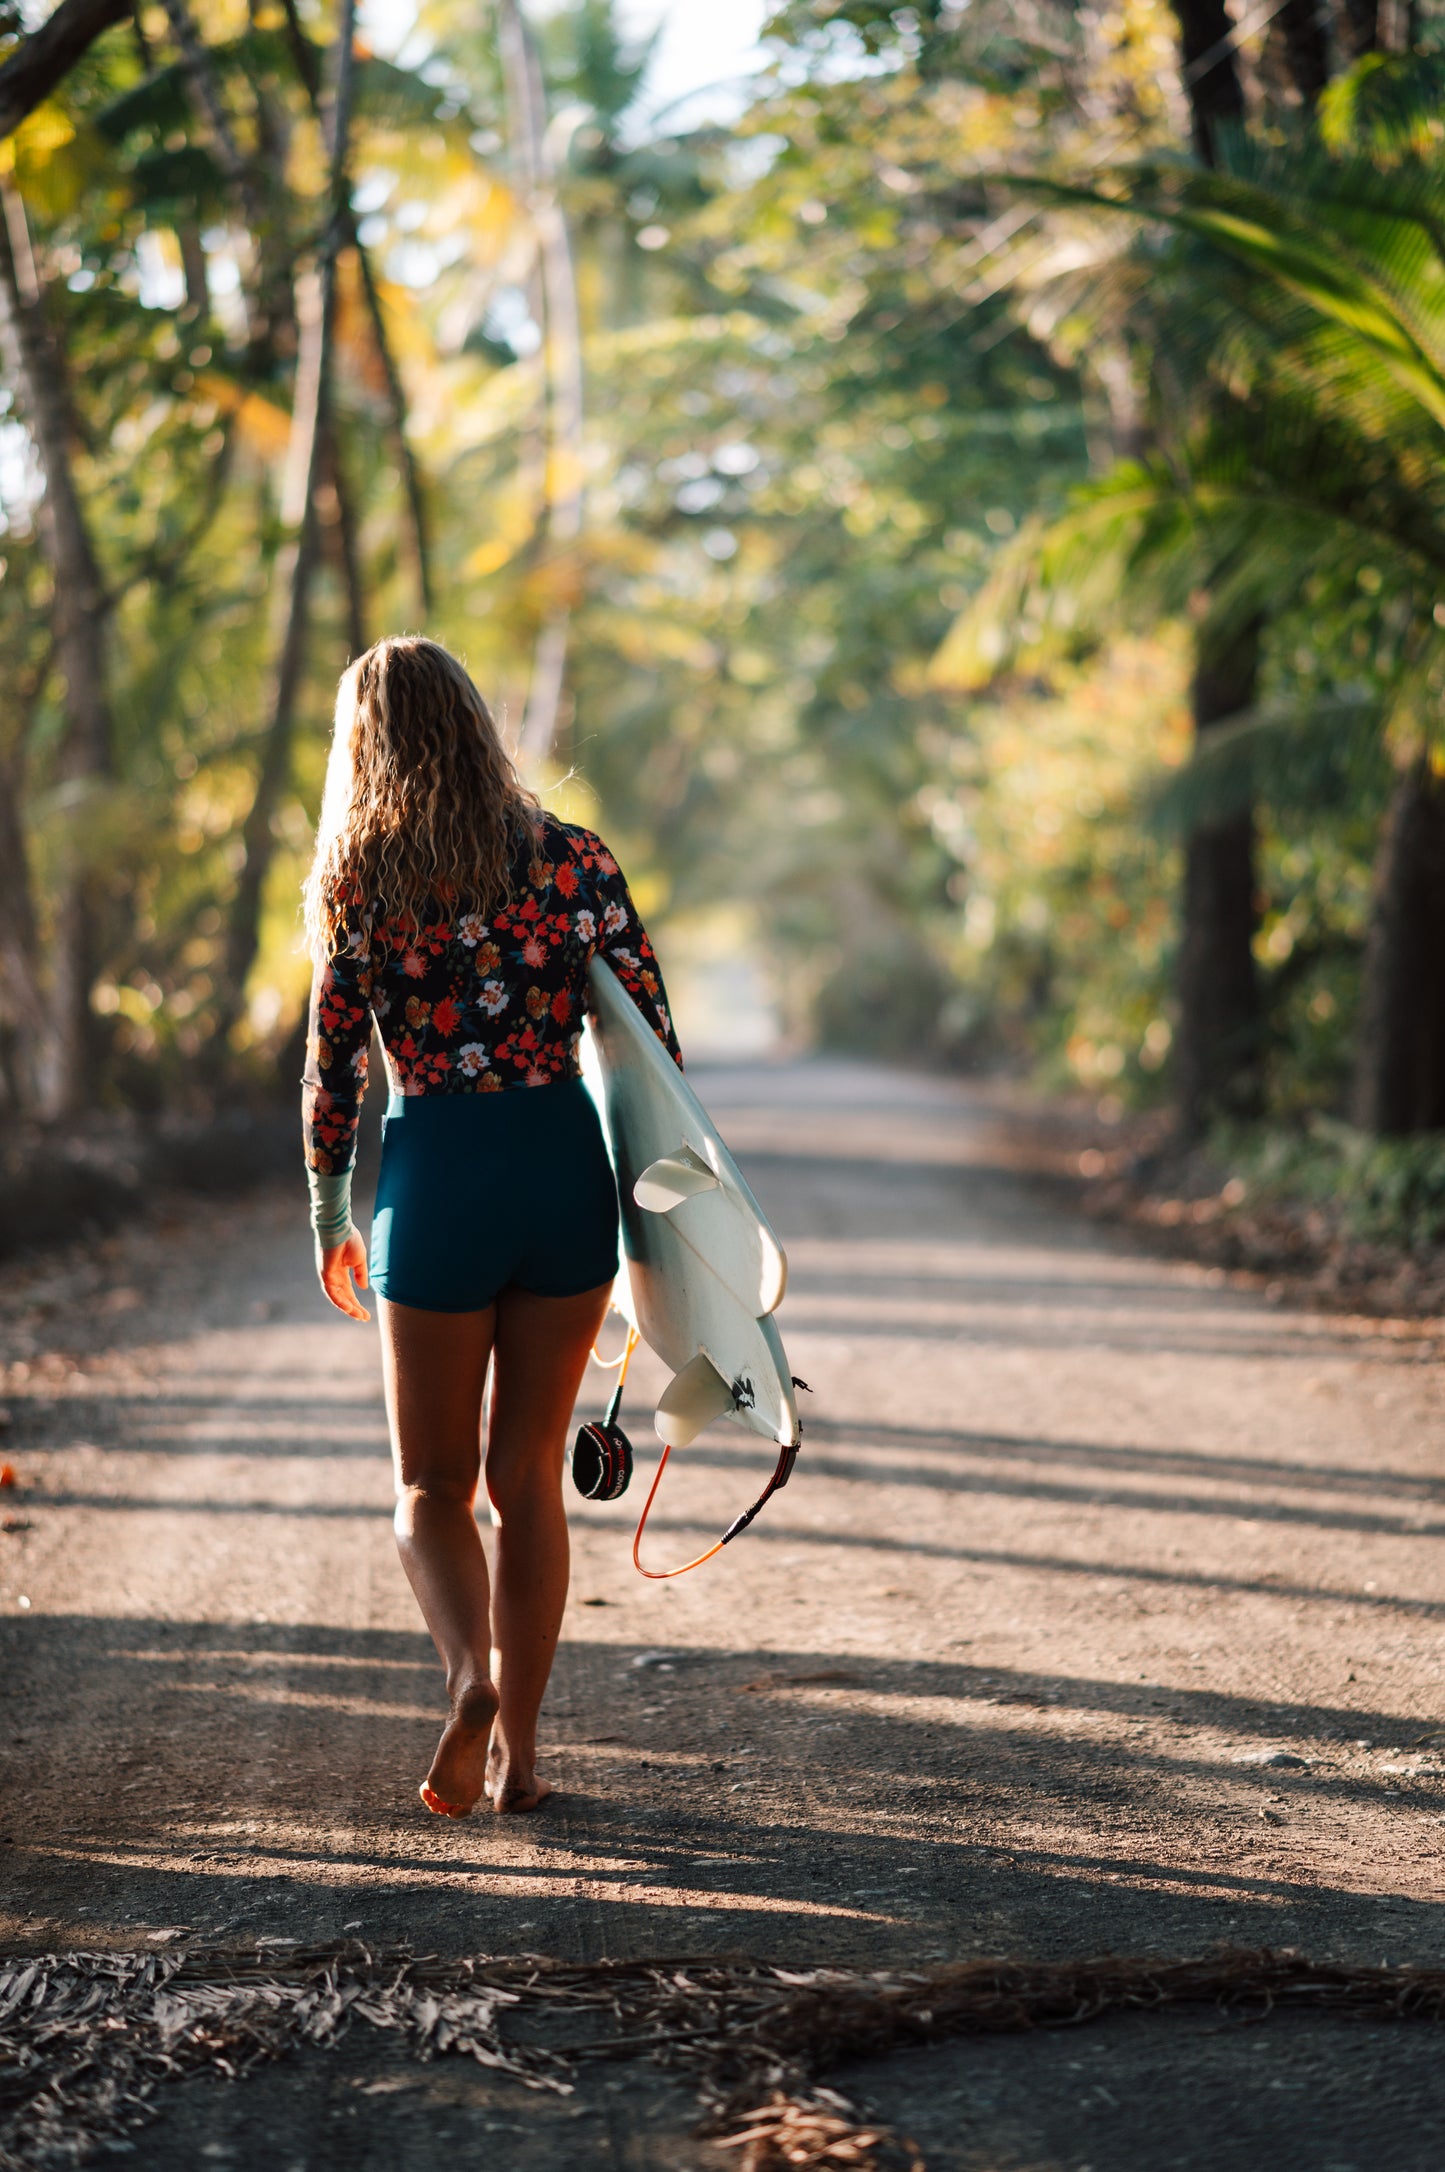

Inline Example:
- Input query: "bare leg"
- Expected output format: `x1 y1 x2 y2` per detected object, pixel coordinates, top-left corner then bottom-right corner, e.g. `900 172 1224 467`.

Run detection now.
378 1296 499 1814
484 1279 612 1812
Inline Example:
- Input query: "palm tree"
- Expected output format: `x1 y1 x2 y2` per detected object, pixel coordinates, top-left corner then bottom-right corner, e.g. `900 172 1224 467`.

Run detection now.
948 64 1445 1131
0 175 114 1114
217 0 360 1048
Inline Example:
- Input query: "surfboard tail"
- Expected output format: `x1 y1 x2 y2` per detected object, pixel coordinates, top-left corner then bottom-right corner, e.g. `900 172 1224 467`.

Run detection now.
653 1350 735 1448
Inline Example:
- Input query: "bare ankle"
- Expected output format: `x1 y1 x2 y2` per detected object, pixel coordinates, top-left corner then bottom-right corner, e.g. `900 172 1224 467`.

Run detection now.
484 1735 550 1813
448 1673 499 1729
489 1725 533 1767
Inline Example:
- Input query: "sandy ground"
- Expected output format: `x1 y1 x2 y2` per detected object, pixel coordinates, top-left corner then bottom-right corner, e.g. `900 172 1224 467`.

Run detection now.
2 1059 1444 2168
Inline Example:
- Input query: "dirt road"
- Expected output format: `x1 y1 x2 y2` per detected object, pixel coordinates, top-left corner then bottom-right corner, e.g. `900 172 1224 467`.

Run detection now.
2 1060 1444 2168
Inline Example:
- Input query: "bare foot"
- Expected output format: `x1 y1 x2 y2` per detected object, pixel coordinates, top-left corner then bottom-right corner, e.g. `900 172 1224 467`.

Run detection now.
420 1677 500 1817
485 1738 552 1814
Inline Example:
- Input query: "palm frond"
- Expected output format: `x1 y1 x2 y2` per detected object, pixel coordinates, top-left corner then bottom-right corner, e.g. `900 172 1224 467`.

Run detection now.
1318 51 1445 164
931 469 1197 688
1010 166 1445 428
1147 695 1389 831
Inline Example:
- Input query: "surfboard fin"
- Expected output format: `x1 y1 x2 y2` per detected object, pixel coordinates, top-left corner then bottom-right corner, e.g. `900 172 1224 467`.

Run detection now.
654 1349 735 1447
634 1145 720 1214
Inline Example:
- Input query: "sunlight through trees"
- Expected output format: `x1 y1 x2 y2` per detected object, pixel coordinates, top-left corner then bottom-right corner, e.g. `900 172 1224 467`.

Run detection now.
1 0 1443 1206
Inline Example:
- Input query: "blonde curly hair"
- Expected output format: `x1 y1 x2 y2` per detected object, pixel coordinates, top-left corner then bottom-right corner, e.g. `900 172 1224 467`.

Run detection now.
303 637 539 959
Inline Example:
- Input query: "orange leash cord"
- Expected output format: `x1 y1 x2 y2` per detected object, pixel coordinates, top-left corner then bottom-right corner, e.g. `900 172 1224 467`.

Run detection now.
631 1443 728 1580
632 1433 801 1580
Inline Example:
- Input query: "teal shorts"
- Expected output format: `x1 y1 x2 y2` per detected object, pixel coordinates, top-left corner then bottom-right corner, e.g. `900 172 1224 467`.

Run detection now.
369 1079 620 1313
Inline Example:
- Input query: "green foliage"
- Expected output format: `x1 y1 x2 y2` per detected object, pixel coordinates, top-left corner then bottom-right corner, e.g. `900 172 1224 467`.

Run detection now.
1219 1119 1445 1251
538 0 657 128
1 0 1441 1225
1148 697 1391 832
923 54 1445 1135
970 130 1445 751
936 632 1189 1091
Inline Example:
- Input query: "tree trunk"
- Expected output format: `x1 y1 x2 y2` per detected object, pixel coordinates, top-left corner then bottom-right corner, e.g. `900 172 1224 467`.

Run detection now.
0 731 52 1113
0 178 114 1115
1351 761 1445 1135
0 0 131 142
1169 0 1247 164
1175 620 1264 1136
161 0 273 352
277 0 431 617
1167 12 1263 1138
177 222 210 319
161 0 258 217
320 420 366 659
498 0 585 765
1341 0 1378 51
216 0 357 1050
1277 0 1331 105
353 238 431 615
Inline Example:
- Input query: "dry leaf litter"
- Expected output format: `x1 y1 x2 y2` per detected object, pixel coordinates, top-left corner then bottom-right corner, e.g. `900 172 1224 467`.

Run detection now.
4 1943 1445 2172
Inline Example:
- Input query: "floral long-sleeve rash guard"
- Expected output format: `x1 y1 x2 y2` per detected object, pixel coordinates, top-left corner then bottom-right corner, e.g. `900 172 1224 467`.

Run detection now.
302 816 682 1200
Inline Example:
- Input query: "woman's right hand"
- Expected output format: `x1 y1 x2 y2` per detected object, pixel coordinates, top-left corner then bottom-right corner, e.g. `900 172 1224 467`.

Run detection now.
318 1230 371 1322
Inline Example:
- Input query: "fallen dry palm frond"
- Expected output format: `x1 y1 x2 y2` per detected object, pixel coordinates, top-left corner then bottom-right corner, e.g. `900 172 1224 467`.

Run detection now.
0 1945 563 2171
718 2090 926 2171
3 1944 1445 2172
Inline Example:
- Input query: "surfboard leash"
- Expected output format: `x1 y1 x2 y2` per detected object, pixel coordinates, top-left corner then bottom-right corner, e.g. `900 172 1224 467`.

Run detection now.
590 1319 639 1373
577 1333 808 1577
631 1377 810 1581
572 1328 641 1503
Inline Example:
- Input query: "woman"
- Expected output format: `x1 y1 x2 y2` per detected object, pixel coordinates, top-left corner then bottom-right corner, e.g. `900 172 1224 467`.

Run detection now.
301 636 681 1817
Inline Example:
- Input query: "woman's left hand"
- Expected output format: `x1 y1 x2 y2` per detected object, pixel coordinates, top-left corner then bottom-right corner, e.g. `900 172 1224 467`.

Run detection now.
318 1230 371 1322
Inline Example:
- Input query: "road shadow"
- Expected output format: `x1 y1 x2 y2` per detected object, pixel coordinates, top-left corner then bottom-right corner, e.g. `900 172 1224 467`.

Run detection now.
4 1617 1442 1973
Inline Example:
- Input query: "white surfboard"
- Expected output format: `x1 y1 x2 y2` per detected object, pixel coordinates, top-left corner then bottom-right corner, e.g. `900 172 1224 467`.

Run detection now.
580 960 800 1456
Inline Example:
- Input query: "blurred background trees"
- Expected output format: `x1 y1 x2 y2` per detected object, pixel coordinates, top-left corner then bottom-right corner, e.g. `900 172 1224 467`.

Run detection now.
1 0 1443 1194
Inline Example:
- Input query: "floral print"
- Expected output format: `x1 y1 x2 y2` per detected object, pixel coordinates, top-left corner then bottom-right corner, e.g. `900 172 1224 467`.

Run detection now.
303 816 682 1175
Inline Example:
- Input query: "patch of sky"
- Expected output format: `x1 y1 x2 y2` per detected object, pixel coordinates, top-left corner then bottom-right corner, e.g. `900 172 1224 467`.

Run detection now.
482 285 543 357
135 231 185 312
0 417 41 529
712 441 759 476
360 1 771 140
675 476 726 512
353 173 396 216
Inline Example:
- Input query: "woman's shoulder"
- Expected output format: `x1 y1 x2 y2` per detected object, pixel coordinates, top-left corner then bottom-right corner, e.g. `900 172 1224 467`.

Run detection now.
322 880 375 961
541 814 620 879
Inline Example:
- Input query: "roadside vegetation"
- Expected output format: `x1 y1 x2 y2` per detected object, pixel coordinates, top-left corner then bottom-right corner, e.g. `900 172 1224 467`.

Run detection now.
1 0 1443 1267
